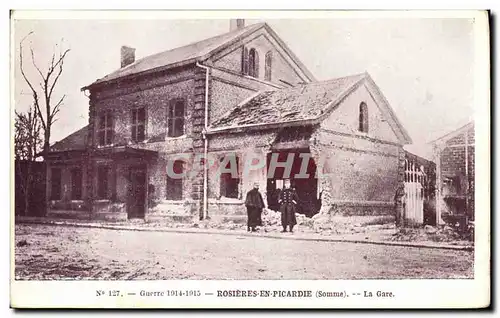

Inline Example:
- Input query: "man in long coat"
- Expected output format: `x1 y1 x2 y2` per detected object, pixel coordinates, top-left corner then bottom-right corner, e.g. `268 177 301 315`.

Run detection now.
278 179 299 233
244 183 265 232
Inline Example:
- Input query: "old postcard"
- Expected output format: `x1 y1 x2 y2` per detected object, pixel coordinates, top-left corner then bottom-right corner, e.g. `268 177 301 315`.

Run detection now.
10 10 490 309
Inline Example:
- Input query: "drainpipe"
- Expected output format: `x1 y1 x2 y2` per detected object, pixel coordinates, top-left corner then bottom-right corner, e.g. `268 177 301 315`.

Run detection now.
196 62 210 220
464 129 469 220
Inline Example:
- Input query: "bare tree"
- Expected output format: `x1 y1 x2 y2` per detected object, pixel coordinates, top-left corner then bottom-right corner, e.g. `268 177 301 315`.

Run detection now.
15 105 43 216
15 105 42 161
19 31 70 154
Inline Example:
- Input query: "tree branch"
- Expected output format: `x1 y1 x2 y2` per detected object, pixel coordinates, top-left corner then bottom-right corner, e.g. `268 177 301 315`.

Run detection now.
19 32 47 132
50 94 65 119
19 31 70 153
47 49 70 100
29 46 45 81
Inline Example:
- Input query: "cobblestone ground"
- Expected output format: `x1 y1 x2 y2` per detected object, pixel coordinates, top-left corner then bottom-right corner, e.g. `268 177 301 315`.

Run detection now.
14 224 474 280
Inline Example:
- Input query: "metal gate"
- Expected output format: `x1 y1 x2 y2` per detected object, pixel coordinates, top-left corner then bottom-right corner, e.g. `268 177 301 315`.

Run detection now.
404 159 426 224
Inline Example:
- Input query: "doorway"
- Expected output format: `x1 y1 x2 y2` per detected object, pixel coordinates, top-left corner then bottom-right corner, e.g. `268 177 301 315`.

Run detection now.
266 149 319 217
127 165 147 219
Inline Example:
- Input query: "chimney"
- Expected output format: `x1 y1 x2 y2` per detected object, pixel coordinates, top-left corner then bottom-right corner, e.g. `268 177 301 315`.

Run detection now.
120 46 136 68
229 19 245 32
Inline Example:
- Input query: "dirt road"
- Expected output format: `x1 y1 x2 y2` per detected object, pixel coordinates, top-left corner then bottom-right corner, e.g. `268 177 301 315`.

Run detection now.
14 224 473 280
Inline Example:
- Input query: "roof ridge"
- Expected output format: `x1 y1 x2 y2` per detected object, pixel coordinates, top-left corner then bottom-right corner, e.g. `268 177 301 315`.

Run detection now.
301 72 367 87
429 120 474 144
111 22 265 75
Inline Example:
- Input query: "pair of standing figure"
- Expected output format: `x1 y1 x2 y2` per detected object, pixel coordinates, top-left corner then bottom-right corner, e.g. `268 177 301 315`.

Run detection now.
244 179 298 233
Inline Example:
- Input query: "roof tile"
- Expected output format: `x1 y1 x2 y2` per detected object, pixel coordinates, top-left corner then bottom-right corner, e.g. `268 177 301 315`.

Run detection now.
89 23 265 86
50 125 88 152
211 73 366 129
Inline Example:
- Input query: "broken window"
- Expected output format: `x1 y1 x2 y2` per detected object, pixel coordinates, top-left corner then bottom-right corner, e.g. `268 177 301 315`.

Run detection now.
97 166 109 199
166 160 184 200
220 155 240 199
358 102 369 133
50 168 62 200
131 107 146 142
71 168 83 200
98 111 114 146
167 99 185 137
265 51 272 81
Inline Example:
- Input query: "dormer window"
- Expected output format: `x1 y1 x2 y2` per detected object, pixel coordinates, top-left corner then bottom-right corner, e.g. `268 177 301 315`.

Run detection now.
241 47 259 78
358 102 369 133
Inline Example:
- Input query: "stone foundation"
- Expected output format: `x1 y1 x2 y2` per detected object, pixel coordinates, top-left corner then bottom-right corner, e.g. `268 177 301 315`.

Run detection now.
328 201 396 216
146 200 197 223
47 209 90 220
205 199 247 224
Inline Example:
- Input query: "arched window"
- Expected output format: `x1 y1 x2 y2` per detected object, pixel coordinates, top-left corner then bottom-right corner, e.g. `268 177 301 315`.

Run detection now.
359 102 369 133
265 51 272 81
248 48 259 78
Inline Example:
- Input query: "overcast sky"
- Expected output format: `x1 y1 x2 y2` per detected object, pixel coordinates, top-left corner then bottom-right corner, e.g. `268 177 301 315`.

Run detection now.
13 17 475 155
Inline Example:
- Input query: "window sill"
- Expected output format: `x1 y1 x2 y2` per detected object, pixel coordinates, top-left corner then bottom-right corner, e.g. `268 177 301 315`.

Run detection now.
158 200 187 205
128 140 148 145
165 135 187 141
94 199 111 203
209 197 243 205
97 144 115 149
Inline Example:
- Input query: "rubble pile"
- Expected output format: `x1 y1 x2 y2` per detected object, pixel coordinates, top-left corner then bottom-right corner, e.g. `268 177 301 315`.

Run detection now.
390 225 472 244
261 209 281 226
261 209 313 227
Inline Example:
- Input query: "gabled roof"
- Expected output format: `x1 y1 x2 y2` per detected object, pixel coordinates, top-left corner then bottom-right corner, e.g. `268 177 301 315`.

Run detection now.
49 125 88 152
208 72 413 144
210 73 366 130
429 121 474 145
83 22 314 89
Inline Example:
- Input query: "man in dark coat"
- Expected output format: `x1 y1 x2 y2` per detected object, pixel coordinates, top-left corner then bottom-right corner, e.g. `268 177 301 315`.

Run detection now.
278 179 299 233
245 183 265 232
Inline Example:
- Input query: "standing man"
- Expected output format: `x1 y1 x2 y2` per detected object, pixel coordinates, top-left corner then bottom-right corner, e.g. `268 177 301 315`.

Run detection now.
278 179 299 233
245 182 265 232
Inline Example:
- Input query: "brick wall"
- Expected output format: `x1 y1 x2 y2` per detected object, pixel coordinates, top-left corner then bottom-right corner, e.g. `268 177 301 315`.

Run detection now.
211 29 309 86
322 83 400 144
310 81 403 216
438 125 475 217
440 126 475 182
209 68 281 124
310 131 399 213
210 79 256 123
91 75 196 147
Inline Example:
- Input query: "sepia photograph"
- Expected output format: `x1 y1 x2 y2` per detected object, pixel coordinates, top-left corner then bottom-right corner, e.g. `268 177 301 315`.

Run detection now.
9 9 490 309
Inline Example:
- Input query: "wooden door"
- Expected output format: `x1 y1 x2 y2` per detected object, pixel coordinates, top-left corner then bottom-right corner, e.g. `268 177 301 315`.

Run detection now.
127 165 147 219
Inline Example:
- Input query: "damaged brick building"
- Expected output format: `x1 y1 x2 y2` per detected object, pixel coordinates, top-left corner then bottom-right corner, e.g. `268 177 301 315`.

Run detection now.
431 121 475 226
45 20 412 223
